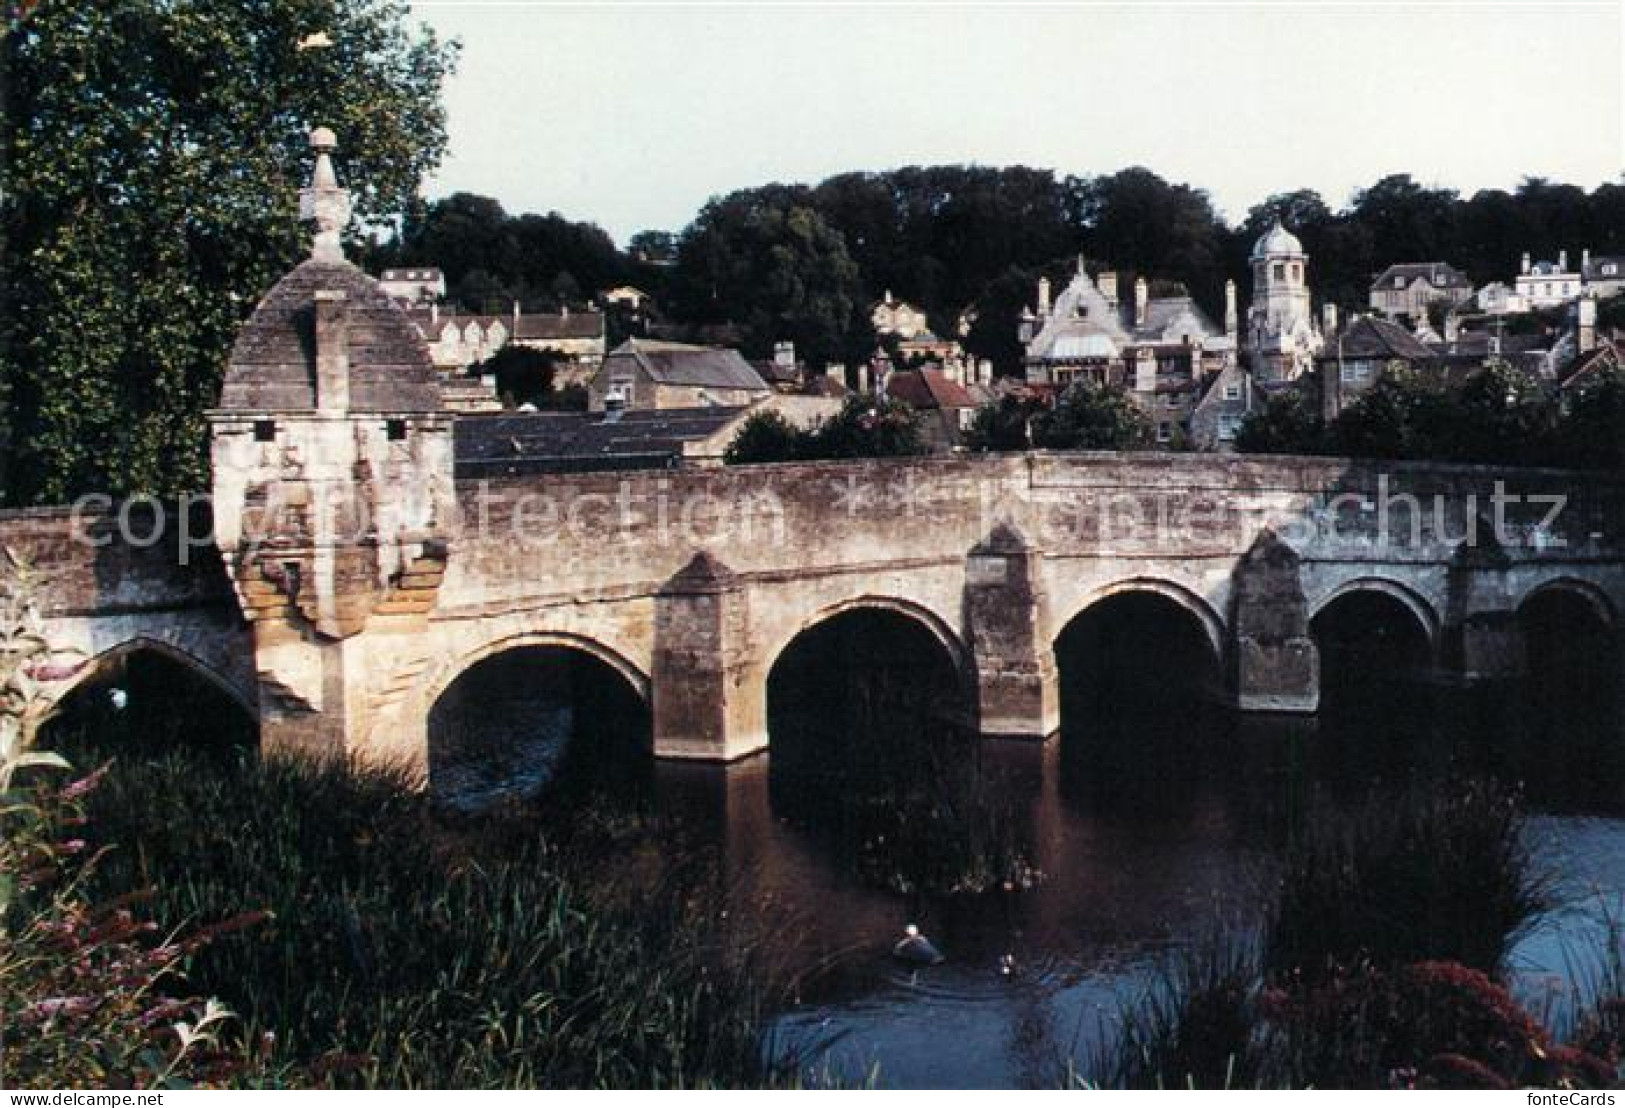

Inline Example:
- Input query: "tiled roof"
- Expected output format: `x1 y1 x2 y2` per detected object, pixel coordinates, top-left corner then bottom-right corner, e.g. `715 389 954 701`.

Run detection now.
885 368 977 410
453 408 748 478
222 259 440 412
514 312 604 341
606 339 770 391
1321 316 1437 362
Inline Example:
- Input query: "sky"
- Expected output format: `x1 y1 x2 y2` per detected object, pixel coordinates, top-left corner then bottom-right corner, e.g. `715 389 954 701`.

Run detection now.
408 0 1625 245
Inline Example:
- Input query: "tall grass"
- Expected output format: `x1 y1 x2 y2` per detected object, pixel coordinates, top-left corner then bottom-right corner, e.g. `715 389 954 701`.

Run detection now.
1266 780 1552 982
50 739 780 1088
1087 780 1596 1089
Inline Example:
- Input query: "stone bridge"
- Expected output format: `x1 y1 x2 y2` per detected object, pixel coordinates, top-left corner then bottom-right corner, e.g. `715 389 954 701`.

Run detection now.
7 451 1623 779
9 132 1623 784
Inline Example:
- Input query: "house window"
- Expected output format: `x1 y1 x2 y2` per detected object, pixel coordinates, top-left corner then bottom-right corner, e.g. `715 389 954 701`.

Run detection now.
1273 263 1285 281
253 419 276 443
1218 414 1241 441
1224 384 1241 400
1156 421 1172 443
386 419 408 442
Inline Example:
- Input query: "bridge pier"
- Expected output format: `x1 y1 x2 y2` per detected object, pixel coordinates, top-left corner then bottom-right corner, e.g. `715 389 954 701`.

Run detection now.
650 552 766 761
966 524 1060 740
1230 531 1320 712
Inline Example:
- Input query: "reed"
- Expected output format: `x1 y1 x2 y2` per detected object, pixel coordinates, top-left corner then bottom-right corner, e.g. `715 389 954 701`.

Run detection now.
41 735 781 1088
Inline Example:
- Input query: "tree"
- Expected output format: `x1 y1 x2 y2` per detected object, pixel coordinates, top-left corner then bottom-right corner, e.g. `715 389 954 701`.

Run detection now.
1560 366 1625 471
1436 360 1556 465
2 0 458 505
964 394 1045 452
723 409 803 465
473 345 556 409
1235 389 1326 455
1328 368 1450 460
669 191 861 368
1072 167 1229 317
806 395 924 459
1032 381 1152 450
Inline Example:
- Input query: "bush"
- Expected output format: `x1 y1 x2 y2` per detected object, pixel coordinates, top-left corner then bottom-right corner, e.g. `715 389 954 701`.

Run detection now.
1266 781 1551 982
724 409 803 464
1 763 279 1088
724 396 925 464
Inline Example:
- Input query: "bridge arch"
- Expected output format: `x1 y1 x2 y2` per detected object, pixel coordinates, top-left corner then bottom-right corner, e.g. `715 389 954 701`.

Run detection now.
40 635 259 751
762 596 971 807
51 635 259 717
762 593 971 685
424 630 652 807
1053 577 1227 665
1309 577 1442 655
423 629 650 714
1517 576 1616 630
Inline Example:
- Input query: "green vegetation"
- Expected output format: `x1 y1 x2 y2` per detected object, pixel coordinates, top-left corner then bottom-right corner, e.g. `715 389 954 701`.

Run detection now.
724 395 924 464
966 381 1152 453
1238 363 1625 470
2 0 457 505
5 736 781 1089
1087 782 1615 1090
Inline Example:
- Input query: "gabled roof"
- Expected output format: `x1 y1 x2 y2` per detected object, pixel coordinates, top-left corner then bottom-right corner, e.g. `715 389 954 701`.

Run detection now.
1559 340 1625 390
1321 316 1437 362
604 339 770 392
1135 296 1220 343
1371 262 1472 291
885 367 977 410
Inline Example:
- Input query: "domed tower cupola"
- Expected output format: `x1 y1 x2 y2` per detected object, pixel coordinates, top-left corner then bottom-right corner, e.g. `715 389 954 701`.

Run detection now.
1245 219 1321 382
209 128 456 743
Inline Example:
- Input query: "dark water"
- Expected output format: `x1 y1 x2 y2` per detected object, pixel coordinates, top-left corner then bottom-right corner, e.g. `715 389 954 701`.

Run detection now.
47 598 1625 1089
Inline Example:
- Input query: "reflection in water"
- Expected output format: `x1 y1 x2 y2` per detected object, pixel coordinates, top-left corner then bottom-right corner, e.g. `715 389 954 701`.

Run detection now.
401 590 1625 1086
427 645 649 810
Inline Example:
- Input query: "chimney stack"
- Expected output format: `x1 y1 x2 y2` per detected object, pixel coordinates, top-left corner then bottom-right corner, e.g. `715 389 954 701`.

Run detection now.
1322 302 1338 336
1098 271 1118 306
313 290 351 412
1224 279 1238 337
1522 252 1532 275
1560 249 1569 272
1134 276 1149 327
1579 295 1598 353
856 362 871 394
978 359 993 387
1037 276 1052 317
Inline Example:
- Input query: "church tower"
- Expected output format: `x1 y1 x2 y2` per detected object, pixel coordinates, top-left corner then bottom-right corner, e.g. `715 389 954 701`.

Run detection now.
1246 219 1321 381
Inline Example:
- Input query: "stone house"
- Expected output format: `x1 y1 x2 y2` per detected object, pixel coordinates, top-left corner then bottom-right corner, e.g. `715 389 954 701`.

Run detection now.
1368 262 1473 319
588 339 772 412
882 367 979 451
1317 315 1439 419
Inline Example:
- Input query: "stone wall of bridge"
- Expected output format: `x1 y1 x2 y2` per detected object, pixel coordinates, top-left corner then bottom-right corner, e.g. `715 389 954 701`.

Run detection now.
0 504 256 715
6 453 1624 770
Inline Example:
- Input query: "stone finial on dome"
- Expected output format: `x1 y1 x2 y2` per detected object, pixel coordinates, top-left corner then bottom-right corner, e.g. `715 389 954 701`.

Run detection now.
299 126 351 262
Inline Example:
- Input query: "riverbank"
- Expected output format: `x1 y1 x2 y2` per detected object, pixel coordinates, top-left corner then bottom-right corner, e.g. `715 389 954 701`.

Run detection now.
3 742 783 1089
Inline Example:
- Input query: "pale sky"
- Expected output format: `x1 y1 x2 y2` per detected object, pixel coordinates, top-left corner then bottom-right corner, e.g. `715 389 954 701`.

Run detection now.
409 1 1624 245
